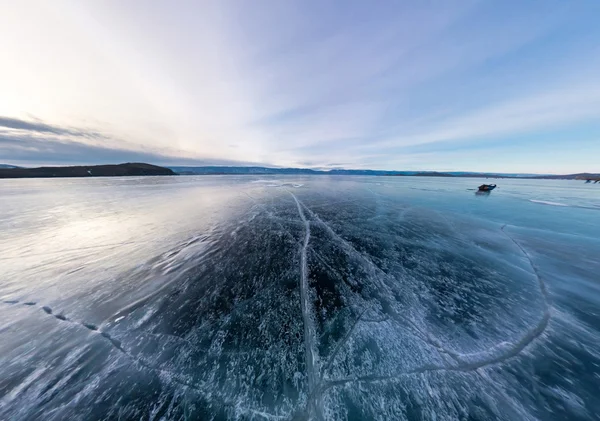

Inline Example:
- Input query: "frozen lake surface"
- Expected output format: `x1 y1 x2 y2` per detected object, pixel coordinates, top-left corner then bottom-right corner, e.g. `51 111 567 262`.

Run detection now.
1 176 599 420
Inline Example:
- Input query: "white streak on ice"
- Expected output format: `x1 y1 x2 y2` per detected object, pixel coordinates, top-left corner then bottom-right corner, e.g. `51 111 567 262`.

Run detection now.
319 224 553 392
289 192 322 421
529 199 569 207
289 194 316 385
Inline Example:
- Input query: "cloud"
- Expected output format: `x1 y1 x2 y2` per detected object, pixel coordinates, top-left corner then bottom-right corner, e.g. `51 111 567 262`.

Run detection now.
0 116 263 167
0 133 264 167
224 0 600 170
1 1 599 172
0 116 108 140
369 83 600 153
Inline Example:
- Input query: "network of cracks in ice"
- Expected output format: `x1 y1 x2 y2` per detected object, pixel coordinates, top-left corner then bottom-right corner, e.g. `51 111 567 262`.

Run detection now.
1 187 598 421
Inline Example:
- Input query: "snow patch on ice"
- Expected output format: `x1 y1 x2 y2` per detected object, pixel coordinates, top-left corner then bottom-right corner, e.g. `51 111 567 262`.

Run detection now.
529 199 569 207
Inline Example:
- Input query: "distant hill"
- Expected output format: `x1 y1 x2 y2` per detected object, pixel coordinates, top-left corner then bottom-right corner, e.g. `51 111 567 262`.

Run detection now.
170 166 416 176
2 164 594 180
168 166 597 179
413 171 455 177
534 173 600 180
0 163 175 179
170 166 323 175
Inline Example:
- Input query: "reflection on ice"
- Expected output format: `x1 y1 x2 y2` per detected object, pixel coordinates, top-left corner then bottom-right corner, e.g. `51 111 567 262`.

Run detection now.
0 176 599 420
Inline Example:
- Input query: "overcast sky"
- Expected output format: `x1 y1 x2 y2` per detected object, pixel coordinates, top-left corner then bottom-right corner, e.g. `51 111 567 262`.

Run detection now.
1 0 599 173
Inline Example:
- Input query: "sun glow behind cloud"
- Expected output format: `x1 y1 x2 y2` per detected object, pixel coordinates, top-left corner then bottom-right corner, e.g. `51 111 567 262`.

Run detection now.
1 0 599 172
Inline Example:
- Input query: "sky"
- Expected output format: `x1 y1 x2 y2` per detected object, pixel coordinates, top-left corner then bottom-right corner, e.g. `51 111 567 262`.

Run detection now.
1 0 599 173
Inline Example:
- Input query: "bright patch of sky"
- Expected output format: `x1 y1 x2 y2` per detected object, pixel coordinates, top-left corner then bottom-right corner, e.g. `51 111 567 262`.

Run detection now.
1 0 599 173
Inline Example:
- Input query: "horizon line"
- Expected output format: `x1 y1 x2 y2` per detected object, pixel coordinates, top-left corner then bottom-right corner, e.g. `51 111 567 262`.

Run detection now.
3 162 598 177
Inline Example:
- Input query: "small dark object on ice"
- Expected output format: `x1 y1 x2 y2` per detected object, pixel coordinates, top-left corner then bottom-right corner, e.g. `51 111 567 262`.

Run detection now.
478 184 496 192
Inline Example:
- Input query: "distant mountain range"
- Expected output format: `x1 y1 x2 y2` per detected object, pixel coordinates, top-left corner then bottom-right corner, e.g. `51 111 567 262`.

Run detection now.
168 166 599 180
168 166 488 176
1 163 597 180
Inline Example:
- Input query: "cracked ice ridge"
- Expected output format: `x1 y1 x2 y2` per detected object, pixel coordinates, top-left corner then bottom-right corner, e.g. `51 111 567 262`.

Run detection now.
0 299 280 418
1 180 578 421
289 192 321 419
287 202 553 420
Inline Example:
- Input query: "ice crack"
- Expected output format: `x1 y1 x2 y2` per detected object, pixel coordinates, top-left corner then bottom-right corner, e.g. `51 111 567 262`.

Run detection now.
291 212 553 416
0 299 217 395
288 192 323 421
318 225 553 393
